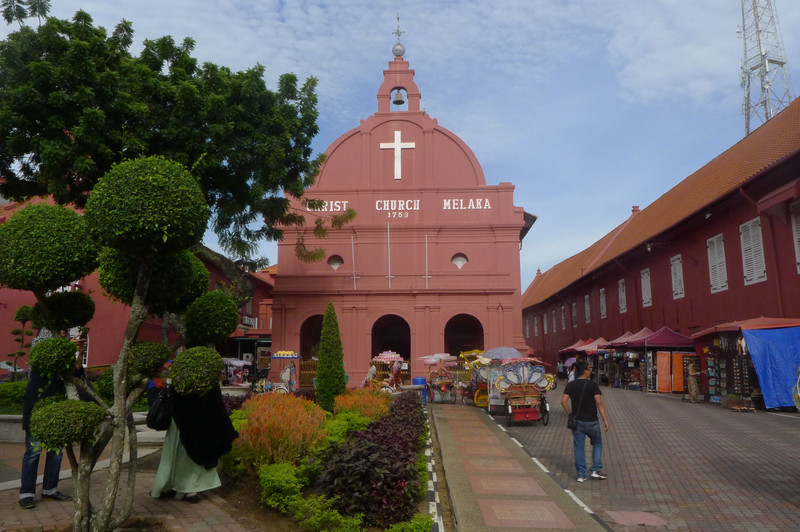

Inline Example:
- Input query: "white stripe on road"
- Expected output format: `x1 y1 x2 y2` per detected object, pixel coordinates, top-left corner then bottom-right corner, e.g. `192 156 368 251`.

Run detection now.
531 457 550 473
510 438 524 447
564 490 594 514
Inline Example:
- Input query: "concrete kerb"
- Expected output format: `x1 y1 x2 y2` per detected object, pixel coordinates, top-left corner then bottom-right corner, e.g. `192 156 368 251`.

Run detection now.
429 403 608 531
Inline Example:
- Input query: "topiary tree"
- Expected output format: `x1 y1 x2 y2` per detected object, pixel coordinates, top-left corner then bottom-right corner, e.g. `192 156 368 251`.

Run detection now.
7 305 33 382
170 346 225 396
184 290 239 347
39 155 210 532
315 303 346 412
31 291 95 332
0 203 98 300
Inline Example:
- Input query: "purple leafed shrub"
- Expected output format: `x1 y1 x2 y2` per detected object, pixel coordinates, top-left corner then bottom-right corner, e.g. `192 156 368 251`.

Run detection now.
316 391 427 528
221 393 248 415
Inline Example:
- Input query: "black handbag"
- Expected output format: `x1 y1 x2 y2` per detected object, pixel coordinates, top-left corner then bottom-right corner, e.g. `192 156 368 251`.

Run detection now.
567 380 589 430
146 383 173 431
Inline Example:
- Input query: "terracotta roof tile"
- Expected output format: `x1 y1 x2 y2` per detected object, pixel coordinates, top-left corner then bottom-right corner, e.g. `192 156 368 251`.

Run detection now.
524 97 800 308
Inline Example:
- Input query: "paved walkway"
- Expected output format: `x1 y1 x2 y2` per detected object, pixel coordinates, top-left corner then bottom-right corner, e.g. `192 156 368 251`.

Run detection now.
505 385 800 532
2 387 799 531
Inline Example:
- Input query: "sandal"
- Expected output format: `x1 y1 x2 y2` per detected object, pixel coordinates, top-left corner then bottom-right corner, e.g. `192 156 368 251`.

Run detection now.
183 493 201 504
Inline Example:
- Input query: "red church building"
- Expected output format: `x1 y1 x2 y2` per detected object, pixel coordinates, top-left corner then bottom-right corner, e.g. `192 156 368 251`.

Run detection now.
271 40 535 384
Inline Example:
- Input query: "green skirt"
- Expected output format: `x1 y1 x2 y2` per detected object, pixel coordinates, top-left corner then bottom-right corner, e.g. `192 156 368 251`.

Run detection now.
151 420 221 497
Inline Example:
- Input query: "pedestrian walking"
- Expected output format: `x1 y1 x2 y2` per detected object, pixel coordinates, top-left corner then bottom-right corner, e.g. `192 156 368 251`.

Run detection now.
561 360 609 483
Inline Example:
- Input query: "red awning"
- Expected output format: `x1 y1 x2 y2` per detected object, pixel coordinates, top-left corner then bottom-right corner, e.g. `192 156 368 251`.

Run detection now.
619 327 654 347
558 338 593 354
691 316 800 339
575 337 609 354
599 331 634 348
627 326 694 348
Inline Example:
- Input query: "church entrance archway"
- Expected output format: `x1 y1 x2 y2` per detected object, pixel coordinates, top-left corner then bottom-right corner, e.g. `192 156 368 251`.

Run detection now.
444 314 484 356
371 315 411 361
299 314 324 361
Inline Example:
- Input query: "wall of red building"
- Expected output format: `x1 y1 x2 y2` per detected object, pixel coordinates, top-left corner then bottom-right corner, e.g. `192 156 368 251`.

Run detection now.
525 183 800 365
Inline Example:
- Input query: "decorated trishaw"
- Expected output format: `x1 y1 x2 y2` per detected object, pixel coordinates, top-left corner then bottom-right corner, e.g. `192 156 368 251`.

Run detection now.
420 353 458 403
456 350 490 407
485 347 527 414
253 350 299 394
366 351 405 393
493 357 556 426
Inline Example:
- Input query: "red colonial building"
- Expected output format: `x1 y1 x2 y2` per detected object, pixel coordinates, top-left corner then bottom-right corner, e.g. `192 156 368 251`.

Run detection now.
522 97 800 405
271 41 535 384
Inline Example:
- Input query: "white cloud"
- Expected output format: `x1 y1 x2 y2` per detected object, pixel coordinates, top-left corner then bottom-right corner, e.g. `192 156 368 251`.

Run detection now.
4 0 800 286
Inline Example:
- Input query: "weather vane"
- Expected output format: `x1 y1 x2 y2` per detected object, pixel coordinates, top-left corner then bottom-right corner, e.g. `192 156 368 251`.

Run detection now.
393 14 404 43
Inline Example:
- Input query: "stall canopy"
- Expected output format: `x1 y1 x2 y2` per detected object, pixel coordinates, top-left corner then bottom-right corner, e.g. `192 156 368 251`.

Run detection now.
691 316 800 339
742 327 800 409
627 326 694 348
559 338 593 354
575 338 609 354
600 331 634 348
618 327 653 347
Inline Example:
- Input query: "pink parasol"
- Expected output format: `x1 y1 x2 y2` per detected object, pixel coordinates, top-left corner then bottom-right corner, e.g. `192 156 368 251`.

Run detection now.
373 351 404 362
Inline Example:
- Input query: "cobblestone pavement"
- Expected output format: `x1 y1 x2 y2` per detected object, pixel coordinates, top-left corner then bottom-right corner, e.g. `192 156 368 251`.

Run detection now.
504 385 800 532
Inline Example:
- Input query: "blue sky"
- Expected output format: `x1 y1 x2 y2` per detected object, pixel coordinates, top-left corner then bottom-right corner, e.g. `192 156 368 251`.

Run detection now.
4 1 800 289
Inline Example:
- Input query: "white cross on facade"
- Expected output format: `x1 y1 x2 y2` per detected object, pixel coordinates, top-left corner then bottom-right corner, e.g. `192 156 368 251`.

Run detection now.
380 130 415 180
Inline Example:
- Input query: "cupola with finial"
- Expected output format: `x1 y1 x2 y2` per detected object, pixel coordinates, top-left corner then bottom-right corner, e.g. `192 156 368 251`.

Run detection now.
377 15 421 114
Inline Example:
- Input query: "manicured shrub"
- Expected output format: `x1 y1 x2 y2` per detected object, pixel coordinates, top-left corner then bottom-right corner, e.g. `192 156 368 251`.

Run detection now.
31 291 95 330
128 342 172 379
286 494 364 532
29 337 79 379
184 290 239 346
98 248 209 315
169 347 224 396
318 391 427 528
84 156 209 254
315 303 345 412
333 387 391 420
258 462 308 511
0 203 98 293
30 400 107 452
233 393 328 470
0 380 29 406
318 411 371 452
385 513 435 532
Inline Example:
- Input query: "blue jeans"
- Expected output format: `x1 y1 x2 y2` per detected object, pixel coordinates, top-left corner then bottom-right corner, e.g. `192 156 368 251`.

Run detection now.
19 431 63 499
572 420 603 478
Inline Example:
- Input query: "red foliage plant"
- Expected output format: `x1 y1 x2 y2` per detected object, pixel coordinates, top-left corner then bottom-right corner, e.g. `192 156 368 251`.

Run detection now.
233 393 328 470
333 388 391 420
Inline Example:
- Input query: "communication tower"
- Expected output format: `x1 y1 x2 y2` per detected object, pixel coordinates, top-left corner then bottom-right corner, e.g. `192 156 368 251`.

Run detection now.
740 0 794 134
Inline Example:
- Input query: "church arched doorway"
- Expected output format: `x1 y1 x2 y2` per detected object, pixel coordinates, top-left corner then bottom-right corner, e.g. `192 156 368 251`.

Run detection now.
299 314 324 361
371 315 411 361
444 314 484 356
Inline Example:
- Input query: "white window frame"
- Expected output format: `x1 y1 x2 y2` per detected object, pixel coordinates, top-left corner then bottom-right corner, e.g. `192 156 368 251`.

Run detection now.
584 294 591 323
571 302 578 327
534 316 539 337
524 317 530 339
707 233 728 293
599 288 607 319
640 268 652 308
792 200 800 274
543 313 548 335
670 254 685 299
618 279 627 314
551 310 556 333
561 305 566 330
740 217 767 285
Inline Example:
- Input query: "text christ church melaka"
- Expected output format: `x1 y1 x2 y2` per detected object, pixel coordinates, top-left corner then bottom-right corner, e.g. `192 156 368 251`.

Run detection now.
270 35 536 385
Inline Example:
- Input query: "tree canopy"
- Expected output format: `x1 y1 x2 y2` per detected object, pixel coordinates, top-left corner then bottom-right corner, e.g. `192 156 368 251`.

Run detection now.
0 10 353 262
